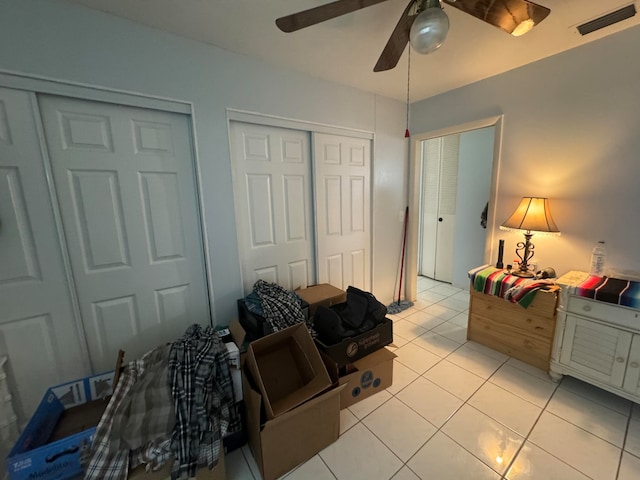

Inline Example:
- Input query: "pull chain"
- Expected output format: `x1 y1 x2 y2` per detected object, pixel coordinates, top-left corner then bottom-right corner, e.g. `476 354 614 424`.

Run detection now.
405 48 411 138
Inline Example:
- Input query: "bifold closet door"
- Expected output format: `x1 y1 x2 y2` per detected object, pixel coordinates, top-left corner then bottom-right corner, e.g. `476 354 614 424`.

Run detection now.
38 95 211 373
0 88 87 418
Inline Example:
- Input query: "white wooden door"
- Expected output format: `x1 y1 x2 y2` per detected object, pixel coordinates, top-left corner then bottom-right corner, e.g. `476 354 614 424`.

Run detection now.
38 95 210 373
0 88 87 418
560 315 631 387
230 122 314 293
313 133 371 291
419 135 459 282
623 334 640 395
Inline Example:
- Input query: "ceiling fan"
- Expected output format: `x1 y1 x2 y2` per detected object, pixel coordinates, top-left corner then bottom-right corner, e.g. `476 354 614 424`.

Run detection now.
276 0 551 72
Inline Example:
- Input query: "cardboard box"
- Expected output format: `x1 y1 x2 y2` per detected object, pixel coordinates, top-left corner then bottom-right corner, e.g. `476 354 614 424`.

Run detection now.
245 324 332 420
315 317 393 366
323 347 396 409
295 284 347 318
128 453 225 480
237 299 309 341
242 368 343 480
7 372 115 480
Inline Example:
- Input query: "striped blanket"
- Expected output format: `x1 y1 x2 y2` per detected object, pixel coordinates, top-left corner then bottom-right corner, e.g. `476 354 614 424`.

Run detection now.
576 275 640 308
468 265 555 308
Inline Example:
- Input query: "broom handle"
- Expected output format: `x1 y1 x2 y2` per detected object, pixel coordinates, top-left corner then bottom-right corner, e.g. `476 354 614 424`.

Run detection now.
398 206 409 304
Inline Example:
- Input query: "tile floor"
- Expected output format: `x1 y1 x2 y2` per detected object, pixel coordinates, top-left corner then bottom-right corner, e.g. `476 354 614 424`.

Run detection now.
224 277 640 479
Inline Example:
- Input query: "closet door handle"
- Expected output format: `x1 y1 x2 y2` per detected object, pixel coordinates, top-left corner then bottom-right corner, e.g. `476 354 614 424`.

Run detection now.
631 362 639 368
582 305 592 312
438 217 443 222
616 356 625 363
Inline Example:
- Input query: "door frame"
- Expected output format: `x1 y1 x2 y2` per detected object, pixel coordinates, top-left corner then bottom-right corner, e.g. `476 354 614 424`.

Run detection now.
0 70 215 368
406 115 504 299
226 109 375 291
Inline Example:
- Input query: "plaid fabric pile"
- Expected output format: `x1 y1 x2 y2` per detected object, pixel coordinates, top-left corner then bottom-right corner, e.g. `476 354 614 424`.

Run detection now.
253 279 308 332
85 325 237 480
169 324 234 479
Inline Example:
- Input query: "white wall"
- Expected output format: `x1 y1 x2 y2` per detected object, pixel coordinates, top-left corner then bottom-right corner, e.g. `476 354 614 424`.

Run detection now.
0 0 408 322
411 25 640 279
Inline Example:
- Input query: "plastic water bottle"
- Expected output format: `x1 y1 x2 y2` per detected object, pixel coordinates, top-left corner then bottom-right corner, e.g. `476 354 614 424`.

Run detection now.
589 241 607 276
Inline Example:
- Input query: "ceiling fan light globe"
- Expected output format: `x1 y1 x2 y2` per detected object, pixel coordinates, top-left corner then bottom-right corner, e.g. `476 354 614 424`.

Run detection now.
511 18 535 36
409 7 450 54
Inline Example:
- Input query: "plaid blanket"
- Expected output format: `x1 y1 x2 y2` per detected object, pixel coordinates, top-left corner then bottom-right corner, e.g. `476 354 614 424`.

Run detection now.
576 275 640 308
468 265 554 308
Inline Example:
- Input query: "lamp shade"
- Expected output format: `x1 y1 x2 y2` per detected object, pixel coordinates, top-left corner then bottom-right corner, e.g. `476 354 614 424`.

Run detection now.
500 197 560 235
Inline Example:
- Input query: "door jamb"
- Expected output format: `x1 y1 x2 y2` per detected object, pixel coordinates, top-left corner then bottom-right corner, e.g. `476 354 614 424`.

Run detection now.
406 115 504 300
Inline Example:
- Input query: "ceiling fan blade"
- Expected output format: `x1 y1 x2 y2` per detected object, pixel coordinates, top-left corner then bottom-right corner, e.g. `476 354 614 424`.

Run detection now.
276 0 390 33
374 1 417 72
442 0 550 35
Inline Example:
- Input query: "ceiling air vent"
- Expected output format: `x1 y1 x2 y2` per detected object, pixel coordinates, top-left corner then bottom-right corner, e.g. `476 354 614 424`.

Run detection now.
577 4 637 36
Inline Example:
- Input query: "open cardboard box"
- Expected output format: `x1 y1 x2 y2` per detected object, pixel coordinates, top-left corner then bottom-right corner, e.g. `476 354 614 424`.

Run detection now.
242 366 343 480
245 323 332 420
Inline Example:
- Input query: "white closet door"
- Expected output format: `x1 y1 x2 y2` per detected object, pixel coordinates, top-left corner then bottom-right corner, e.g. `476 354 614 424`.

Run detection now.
230 122 314 293
314 133 371 291
0 88 87 417
419 134 459 283
38 95 210 373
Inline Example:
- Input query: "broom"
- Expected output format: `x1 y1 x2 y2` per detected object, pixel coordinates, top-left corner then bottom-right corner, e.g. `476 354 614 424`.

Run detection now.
388 206 413 314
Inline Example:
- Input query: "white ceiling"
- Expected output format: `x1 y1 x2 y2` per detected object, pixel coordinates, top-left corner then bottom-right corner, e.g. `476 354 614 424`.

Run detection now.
65 0 639 102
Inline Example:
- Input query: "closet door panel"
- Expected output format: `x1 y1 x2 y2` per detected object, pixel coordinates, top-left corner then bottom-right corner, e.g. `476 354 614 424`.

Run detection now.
0 87 87 418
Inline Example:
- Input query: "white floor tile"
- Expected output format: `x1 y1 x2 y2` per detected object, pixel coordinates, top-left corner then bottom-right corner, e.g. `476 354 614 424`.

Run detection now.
408 432 501 480
386 360 420 395
560 375 632 415
283 455 335 480
431 321 468 344
446 343 505 379
442 404 524 475
449 312 469 328
241 444 262 479
340 408 359 435
528 411 621 480
392 319 427 341
618 452 640 480
396 376 463 427
505 357 553 382
416 290 447 304
389 335 410 349
505 441 591 480
423 359 484 401
391 466 421 480
320 423 403 480
362 397 437 462
468 382 542 437
412 331 461 357
430 284 462 297
225 448 256 480
624 417 640 457
489 364 558 408
393 342 442 374
347 389 392 420
546 387 628 447
410 297 437 310
422 303 459 321
437 297 470 312
403 309 446 330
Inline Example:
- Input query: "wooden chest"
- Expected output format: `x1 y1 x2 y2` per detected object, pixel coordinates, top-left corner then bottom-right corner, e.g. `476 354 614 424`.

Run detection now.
468 287 559 371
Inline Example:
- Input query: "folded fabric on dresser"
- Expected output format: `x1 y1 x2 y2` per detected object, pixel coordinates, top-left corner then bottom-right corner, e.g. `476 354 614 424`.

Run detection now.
576 275 640 308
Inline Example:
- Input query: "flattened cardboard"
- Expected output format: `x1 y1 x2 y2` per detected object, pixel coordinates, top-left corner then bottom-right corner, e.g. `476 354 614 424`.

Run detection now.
128 453 225 480
332 348 396 409
245 323 331 419
295 284 347 318
315 317 393 366
242 369 343 480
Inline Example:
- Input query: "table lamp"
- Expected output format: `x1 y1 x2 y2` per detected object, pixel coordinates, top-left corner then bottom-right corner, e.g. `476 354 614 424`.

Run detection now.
499 197 560 277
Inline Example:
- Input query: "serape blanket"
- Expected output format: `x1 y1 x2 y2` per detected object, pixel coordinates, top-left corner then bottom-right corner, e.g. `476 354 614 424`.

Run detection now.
576 275 640 309
468 265 554 308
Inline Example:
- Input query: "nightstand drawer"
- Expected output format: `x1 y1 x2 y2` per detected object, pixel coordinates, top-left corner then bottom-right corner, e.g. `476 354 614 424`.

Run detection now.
567 296 640 330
